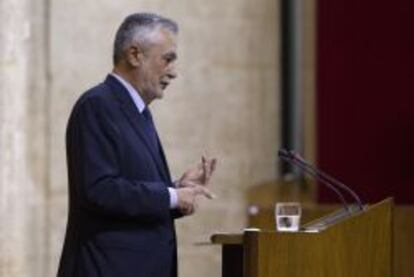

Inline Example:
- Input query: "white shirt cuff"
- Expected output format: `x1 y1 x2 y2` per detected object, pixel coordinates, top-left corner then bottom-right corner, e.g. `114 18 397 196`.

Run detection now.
168 187 178 209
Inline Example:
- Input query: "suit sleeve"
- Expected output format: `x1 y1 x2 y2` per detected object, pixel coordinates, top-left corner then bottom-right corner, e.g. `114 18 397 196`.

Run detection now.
67 97 170 221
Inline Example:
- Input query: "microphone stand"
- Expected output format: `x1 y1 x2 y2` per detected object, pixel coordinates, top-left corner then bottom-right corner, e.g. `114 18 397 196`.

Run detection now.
279 155 351 212
279 149 365 212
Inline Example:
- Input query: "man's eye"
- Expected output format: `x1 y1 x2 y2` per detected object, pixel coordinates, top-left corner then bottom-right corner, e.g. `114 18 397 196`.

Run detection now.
163 53 177 64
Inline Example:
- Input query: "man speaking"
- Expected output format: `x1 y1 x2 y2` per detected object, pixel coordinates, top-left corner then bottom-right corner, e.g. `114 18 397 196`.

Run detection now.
57 13 217 277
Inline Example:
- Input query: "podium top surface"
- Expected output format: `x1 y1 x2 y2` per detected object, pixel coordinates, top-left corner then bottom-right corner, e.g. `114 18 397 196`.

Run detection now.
210 232 243 245
210 198 394 246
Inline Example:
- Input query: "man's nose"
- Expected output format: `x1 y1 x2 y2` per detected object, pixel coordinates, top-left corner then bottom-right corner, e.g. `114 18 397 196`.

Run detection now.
166 64 177 79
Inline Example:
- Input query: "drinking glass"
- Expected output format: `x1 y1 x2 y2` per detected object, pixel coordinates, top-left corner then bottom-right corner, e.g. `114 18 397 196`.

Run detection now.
275 202 301 232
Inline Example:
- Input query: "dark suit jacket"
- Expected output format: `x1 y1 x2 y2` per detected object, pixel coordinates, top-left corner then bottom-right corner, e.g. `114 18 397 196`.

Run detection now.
57 75 179 277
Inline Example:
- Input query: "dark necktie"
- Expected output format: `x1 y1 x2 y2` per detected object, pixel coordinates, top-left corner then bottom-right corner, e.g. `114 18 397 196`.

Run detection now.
141 107 160 154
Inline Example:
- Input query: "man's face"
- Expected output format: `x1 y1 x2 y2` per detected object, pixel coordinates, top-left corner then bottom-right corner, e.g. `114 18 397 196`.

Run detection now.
135 28 177 104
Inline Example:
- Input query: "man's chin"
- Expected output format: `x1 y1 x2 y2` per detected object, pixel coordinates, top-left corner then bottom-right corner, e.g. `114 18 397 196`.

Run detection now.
155 90 165 99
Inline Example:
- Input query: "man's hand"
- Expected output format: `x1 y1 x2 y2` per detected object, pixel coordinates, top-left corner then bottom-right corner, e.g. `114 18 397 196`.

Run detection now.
175 156 217 215
176 185 214 215
177 156 217 188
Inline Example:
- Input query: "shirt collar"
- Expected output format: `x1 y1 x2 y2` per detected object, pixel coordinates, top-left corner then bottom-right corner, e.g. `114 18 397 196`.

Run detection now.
110 72 146 113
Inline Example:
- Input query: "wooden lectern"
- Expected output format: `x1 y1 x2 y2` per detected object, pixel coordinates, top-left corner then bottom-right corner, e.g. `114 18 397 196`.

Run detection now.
211 198 393 277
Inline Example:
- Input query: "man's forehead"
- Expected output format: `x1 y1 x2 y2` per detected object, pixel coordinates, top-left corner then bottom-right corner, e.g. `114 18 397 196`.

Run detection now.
146 27 177 46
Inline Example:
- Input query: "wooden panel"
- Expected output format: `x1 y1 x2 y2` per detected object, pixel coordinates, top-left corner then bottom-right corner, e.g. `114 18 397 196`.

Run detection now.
211 233 243 245
394 206 414 277
246 180 316 209
243 231 259 277
248 204 334 230
248 204 414 277
244 199 392 277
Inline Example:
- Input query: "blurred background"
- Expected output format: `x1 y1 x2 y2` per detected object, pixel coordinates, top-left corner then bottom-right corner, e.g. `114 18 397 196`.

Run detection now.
0 0 413 276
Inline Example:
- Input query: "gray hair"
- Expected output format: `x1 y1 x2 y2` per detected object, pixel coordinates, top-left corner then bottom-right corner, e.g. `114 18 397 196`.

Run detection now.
113 13 178 65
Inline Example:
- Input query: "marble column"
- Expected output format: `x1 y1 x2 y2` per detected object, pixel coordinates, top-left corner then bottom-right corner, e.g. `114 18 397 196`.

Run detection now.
0 0 48 276
0 0 31 275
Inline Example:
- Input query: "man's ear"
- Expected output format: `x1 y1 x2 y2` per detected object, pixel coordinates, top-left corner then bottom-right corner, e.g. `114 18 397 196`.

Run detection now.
125 44 144 67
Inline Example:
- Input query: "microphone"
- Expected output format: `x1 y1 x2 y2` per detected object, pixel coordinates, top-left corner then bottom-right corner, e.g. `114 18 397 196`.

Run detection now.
278 149 365 212
279 150 351 212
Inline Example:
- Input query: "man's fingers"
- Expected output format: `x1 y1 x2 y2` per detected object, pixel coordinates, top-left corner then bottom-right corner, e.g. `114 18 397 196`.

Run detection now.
182 204 194 215
210 158 217 173
197 160 204 171
201 156 217 185
206 158 217 184
180 180 197 187
194 186 215 199
201 156 209 184
179 156 217 187
182 167 202 179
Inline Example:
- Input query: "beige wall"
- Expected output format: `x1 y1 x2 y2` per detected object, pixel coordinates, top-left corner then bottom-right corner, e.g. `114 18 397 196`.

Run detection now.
0 0 49 276
0 1 30 275
0 1 280 276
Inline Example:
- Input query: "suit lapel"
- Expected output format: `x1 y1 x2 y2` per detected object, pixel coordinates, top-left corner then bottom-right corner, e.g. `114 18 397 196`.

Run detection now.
104 75 171 182
157 135 172 182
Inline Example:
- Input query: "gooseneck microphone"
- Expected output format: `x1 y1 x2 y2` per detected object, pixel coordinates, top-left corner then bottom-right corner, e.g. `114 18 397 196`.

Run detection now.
278 149 365 212
279 150 351 212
